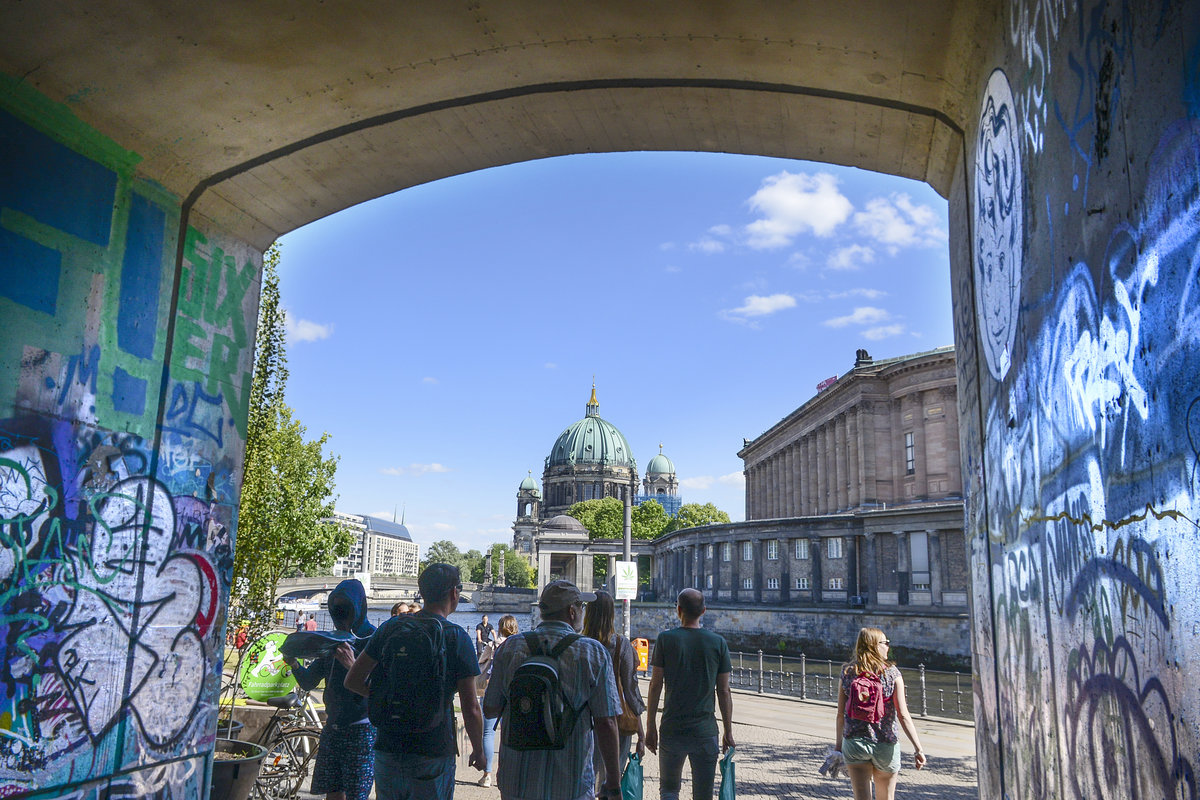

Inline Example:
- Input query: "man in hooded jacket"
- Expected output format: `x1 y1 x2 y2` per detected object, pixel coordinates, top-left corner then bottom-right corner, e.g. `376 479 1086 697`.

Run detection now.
283 579 377 800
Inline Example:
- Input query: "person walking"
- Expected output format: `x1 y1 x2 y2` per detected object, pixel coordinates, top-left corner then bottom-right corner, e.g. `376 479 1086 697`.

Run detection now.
305 613 318 631
475 614 518 788
645 588 734 800
482 580 623 800
835 627 926 800
583 590 645 788
344 563 485 800
283 579 377 800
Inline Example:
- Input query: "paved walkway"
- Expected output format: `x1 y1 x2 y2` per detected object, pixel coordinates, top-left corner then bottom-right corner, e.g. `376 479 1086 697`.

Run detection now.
448 683 979 800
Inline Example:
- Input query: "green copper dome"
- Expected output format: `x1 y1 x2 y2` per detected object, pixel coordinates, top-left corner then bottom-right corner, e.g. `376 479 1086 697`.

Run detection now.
519 472 539 492
546 387 635 469
646 452 675 475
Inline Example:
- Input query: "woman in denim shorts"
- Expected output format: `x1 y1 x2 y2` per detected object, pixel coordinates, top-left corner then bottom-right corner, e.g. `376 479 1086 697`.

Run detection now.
834 628 926 799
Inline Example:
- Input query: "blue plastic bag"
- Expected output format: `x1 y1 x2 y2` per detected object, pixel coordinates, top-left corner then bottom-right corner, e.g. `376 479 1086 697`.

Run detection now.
621 752 643 800
719 747 736 800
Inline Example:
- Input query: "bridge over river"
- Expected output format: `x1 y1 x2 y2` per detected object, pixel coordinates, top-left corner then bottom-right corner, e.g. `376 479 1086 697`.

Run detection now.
275 575 536 613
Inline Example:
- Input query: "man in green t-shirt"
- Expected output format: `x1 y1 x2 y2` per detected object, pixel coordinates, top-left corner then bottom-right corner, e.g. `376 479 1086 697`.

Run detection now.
645 588 734 800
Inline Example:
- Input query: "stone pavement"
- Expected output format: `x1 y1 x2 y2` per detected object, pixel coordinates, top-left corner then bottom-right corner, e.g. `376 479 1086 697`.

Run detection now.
447 683 980 800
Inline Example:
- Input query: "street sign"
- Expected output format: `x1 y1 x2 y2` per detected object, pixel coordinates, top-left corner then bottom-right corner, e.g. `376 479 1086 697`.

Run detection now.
614 560 638 600
237 632 297 700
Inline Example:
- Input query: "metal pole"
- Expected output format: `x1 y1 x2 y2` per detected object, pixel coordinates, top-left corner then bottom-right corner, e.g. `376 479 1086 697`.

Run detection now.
800 653 807 700
758 649 764 693
623 489 632 640
919 663 928 717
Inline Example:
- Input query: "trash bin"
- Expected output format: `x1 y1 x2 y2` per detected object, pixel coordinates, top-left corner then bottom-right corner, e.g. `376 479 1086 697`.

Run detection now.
633 638 649 675
210 738 267 800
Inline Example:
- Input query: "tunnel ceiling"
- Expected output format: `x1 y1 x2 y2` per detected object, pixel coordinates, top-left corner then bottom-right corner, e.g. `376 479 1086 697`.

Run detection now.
0 1 994 247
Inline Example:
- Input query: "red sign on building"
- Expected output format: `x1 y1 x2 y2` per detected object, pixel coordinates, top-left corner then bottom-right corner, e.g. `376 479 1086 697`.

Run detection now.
816 375 838 393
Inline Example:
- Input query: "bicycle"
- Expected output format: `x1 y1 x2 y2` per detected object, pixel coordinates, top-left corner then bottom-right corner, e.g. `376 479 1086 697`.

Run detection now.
247 689 324 800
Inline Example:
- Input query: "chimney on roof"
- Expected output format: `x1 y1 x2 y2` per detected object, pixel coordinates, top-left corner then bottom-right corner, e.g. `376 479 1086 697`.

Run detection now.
855 348 873 368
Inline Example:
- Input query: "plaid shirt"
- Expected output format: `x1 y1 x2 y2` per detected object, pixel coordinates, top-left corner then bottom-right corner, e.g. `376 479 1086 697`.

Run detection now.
483 621 621 800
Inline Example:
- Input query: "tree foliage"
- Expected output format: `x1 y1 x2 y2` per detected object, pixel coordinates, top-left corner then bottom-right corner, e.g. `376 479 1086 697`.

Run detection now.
631 500 670 540
231 244 349 640
567 498 624 539
421 540 470 573
664 502 732 534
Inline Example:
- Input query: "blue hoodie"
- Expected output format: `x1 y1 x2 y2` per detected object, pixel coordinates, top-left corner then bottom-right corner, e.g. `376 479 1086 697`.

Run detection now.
291 579 375 727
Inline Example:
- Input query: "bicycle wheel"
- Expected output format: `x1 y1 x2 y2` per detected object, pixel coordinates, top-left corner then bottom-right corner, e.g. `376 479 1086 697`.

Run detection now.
255 726 321 800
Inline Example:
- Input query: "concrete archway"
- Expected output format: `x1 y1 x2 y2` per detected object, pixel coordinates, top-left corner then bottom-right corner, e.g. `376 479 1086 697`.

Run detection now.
1 3 1198 799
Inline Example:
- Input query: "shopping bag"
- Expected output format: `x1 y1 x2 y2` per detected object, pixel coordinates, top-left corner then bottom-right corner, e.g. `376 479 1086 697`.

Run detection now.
621 752 643 800
718 746 736 800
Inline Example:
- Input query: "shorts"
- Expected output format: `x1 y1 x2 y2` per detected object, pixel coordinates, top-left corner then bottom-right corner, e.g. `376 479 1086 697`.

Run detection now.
841 736 901 773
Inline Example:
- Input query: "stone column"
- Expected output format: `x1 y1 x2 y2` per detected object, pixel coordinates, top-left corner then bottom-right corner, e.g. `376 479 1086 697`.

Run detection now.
772 455 783 518
798 438 808 515
791 443 802 516
826 423 837 513
537 550 552 593
929 530 943 604
744 468 753 521
915 392 929 498
808 434 818 514
576 552 593 592
816 429 828 515
847 410 861 508
863 532 878 604
895 531 910 605
860 403 877 505
835 414 847 511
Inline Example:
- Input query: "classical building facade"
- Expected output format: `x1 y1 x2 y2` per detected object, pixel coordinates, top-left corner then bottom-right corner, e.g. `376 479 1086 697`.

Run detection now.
653 346 968 614
330 511 420 577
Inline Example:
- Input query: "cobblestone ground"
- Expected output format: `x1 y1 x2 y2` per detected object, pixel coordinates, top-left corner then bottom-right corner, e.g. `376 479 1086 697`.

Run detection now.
448 688 979 800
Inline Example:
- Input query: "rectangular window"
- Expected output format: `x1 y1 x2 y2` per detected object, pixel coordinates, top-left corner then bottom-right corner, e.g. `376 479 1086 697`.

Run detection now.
742 577 753 589
767 577 779 590
795 577 809 590
910 531 931 590
905 432 915 475
829 577 844 590
827 537 843 559
742 541 753 561
766 540 778 560
722 542 732 562
706 574 714 589
794 539 809 560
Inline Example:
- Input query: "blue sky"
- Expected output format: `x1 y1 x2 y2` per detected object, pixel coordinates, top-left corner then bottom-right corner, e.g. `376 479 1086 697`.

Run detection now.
276 151 952 556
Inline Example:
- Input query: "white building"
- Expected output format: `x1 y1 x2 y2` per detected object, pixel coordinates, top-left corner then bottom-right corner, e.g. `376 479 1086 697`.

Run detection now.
330 512 420 577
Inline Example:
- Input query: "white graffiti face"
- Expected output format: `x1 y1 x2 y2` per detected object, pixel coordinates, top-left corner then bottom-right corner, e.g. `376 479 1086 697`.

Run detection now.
975 69 1025 382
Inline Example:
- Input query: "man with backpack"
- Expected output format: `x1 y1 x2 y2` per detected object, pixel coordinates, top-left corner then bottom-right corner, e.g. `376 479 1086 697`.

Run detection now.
344 563 485 800
482 580 623 800
645 588 734 800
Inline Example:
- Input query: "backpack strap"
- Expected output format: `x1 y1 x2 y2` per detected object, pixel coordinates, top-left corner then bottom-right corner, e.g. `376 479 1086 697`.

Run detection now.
525 633 547 657
547 633 581 659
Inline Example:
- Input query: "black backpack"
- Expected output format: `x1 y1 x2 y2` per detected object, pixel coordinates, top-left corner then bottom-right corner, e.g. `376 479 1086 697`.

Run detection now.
368 615 449 733
503 632 583 751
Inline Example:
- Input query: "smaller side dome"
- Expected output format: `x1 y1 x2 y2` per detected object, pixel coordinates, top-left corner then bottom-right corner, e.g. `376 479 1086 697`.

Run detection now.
541 514 589 537
646 444 675 476
519 471 539 492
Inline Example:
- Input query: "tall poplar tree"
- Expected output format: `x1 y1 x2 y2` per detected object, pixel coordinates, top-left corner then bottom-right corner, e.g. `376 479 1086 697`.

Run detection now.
231 244 351 638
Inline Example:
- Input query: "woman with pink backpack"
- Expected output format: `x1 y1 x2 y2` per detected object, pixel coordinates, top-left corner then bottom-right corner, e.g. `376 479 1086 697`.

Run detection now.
834 627 926 799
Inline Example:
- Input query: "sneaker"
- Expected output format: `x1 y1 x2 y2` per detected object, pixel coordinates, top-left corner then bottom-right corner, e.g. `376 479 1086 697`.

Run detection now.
478 774 492 787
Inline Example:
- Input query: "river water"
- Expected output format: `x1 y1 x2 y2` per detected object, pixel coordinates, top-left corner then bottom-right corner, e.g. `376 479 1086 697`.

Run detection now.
291 603 536 637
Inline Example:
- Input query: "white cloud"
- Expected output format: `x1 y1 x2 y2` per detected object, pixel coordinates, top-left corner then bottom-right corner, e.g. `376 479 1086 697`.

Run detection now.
853 192 947 251
659 242 677 251
725 294 797 318
863 324 907 340
380 463 451 476
544 362 558 369
823 306 891 328
829 288 886 300
745 171 853 248
786 252 811 269
284 310 333 343
689 238 726 254
682 472 745 491
421 376 439 384
708 224 733 237
826 244 876 271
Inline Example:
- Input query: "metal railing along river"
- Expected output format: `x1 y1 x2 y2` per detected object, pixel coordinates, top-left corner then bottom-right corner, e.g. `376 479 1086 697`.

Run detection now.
713 650 974 722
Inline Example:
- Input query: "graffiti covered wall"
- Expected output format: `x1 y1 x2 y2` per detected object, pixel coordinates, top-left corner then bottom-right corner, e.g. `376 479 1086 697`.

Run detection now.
957 1 1200 797
0 79 260 799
